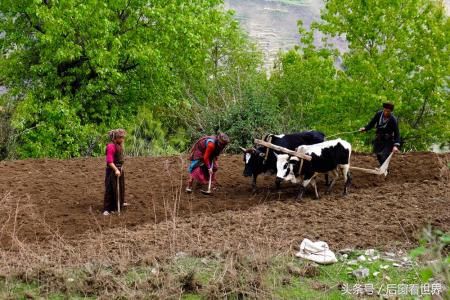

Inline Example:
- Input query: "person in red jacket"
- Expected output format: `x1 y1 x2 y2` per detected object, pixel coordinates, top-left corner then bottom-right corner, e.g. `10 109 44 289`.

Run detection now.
186 133 230 193
103 129 128 216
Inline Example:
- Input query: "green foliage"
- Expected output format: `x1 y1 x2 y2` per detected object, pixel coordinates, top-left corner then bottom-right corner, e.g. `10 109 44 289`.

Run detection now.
192 73 282 151
270 36 338 131
1 0 263 158
126 107 187 156
313 0 450 150
411 227 450 288
269 0 449 151
10 95 99 158
1 0 448 158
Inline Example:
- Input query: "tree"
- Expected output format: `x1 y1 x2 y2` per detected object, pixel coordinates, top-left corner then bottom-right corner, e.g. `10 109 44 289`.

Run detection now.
1 0 251 157
313 0 450 150
269 21 338 133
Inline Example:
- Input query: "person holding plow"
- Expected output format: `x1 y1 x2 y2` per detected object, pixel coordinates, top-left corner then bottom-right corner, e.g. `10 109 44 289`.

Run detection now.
186 133 230 194
359 102 401 167
103 129 128 216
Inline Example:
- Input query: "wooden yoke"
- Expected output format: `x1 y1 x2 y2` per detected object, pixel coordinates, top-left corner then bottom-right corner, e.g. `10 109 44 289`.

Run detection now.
254 139 312 161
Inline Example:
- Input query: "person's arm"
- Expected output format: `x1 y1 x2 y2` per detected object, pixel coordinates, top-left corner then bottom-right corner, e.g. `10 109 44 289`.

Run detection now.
203 141 216 170
361 111 380 131
108 162 121 176
106 144 121 176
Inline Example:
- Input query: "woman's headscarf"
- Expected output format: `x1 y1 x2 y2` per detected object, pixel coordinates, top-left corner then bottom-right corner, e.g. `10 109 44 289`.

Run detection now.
108 129 126 141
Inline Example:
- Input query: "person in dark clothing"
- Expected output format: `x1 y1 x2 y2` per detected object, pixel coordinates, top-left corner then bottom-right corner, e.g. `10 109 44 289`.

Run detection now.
186 132 230 193
103 129 127 216
359 102 400 165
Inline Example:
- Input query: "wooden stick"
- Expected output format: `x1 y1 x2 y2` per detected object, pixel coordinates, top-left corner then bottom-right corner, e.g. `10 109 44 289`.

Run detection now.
350 152 394 175
349 166 383 175
116 174 121 215
201 161 213 195
254 139 312 161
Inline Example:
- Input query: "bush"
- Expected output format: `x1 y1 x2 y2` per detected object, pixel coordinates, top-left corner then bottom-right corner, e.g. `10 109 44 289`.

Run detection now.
126 107 188 156
11 96 98 159
191 77 282 153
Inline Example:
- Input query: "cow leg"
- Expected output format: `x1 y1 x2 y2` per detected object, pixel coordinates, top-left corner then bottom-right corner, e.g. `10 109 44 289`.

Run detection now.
324 173 330 186
295 185 305 201
344 171 352 195
297 175 314 200
326 170 339 194
252 175 258 193
275 178 281 189
341 165 351 195
311 178 319 200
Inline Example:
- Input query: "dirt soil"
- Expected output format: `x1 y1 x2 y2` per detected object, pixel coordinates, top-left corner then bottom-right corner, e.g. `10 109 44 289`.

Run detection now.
0 152 449 255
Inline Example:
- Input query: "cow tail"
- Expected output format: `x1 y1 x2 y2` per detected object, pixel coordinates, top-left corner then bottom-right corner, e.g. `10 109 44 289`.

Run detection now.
347 142 352 167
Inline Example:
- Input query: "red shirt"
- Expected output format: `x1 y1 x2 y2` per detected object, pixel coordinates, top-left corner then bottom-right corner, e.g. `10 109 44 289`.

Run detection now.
106 143 116 164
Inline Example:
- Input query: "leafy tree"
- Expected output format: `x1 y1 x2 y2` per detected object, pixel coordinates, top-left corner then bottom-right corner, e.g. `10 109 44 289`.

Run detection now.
1 0 257 157
269 21 338 133
313 0 450 150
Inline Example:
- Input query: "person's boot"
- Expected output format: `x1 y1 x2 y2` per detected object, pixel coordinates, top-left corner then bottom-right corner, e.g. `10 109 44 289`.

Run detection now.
186 178 193 193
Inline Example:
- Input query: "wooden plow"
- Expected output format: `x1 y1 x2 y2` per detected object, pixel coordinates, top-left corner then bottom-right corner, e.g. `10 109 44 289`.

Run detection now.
254 139 393 177
349 152 393 176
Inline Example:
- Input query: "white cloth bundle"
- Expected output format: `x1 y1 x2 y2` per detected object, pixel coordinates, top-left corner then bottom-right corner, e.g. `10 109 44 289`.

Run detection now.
295 238 338 264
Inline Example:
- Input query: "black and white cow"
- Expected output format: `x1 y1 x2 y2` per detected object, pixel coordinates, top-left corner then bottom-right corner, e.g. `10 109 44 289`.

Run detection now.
275 138 352 200
241 131 326 191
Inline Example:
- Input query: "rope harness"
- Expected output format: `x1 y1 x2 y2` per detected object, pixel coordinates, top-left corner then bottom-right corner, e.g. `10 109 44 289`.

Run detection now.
326 130 360 139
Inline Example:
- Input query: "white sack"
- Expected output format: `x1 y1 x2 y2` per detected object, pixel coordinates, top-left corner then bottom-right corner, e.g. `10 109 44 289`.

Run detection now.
295 238 338 265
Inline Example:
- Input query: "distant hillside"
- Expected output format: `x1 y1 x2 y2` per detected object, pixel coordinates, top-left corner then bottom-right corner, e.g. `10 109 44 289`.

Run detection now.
223 0 342 69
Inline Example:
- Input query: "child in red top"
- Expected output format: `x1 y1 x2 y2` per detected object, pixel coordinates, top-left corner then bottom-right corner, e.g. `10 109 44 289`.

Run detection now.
103 129 127 215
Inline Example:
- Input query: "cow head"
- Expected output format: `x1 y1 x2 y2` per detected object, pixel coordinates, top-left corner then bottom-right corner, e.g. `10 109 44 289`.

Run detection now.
275 154 299 183
240 146 266 177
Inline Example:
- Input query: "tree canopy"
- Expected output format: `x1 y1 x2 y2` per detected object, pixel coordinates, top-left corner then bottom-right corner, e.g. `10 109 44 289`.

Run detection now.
0 0 263 158
0 0 448 159
270 0 449 150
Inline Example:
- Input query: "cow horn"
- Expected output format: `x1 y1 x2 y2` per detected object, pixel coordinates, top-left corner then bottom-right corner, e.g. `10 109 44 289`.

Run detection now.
239 147 247 152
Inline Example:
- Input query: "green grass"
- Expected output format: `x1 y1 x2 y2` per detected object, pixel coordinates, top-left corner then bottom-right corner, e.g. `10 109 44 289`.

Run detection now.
182 294 203 300
167 256 222 286
263 252 431 300
0 280 40 299
0 279 94 300
0 252 439 299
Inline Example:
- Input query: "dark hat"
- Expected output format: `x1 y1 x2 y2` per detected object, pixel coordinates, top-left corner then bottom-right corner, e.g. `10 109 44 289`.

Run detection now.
217 132 230 144
383 102 394 111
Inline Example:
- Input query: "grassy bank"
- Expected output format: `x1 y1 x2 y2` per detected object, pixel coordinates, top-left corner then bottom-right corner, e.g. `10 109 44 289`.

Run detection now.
1 248 446 299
